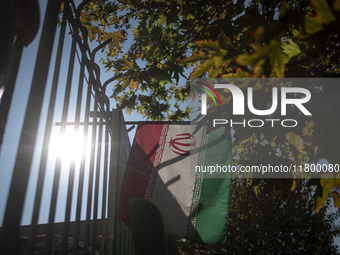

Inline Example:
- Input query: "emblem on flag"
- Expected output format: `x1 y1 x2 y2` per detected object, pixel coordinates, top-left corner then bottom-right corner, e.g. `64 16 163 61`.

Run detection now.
169 133 196 156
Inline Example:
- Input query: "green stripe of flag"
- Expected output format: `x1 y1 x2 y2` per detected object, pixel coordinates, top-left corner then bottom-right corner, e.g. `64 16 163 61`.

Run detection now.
196 126 232 244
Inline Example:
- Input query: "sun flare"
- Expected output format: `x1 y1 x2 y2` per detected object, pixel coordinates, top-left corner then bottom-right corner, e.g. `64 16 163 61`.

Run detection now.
49 127 86 163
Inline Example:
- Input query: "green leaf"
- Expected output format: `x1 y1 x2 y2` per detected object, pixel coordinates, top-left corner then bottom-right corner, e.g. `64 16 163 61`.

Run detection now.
282 39 301 63
316 175 336 214
179 51 207 64
305 0 335 35
195 40 220 51
158 14 166 26
268 40 286 77
334 0 340 11
237 40 285 77
292 29 300 37
237 44 272 66
332 191 340 210
286 132 303 152
311 0 334 24
124 59 134 69
218 34 231 50
189 59 214 78
186 14 195 20
316 173 340 213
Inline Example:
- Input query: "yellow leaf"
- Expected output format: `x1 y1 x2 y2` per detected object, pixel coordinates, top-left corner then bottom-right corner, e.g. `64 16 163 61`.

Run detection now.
129 79 138 92
291 179 297 191
286 132 303 152
316 175 336 213
331 191 340 209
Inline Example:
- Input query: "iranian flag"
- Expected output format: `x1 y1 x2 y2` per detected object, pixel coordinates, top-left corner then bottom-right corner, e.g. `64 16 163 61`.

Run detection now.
117 124 232 244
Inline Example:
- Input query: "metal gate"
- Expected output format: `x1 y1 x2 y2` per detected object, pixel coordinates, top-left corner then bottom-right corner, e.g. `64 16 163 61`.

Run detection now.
0 0 133 254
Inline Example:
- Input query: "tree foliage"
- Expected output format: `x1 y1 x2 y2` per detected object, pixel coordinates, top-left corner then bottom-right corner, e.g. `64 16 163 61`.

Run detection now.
80 0 339 110
78 0 340 226
177 179 340 254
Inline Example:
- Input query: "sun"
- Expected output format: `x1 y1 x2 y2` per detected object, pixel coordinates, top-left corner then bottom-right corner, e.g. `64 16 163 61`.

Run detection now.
49 126 85 163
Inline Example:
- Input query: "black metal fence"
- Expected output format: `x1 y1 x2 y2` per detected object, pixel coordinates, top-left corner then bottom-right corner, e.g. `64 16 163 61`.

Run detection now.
0 0 133 254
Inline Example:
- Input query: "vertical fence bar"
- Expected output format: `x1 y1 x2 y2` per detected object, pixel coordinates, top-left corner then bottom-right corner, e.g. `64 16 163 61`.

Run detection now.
0 0 19 148
88 40 111 254
85 68 98 255
45 13 77 255
107 109 122 255
70 3 94 254
73 47 91 255
92 95 103 255
60 3 89 254
0 39 23 148
0 1 61 254
29 5 67 252
72 61 86 255
75 57 94 255
100 123 110 254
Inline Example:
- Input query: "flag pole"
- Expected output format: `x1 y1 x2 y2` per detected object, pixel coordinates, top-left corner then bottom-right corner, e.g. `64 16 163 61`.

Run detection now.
106 108 122 255
53 120 191 126
124 121 190 125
